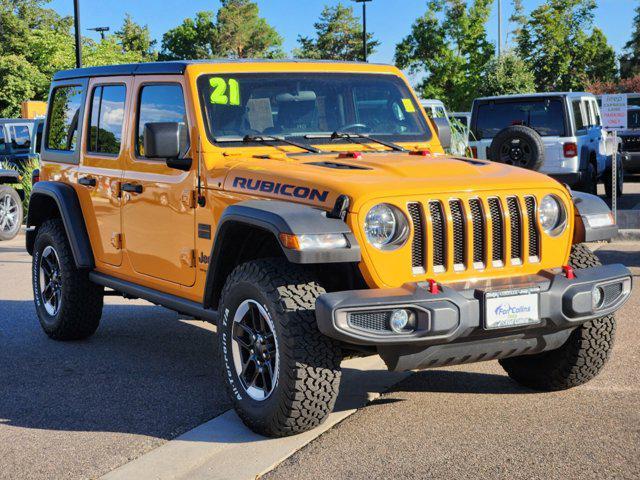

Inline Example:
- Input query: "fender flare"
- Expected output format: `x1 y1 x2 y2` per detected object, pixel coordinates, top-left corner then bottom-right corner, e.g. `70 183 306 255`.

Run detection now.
203 200 360 310
572 191 618 243
26 181 94 268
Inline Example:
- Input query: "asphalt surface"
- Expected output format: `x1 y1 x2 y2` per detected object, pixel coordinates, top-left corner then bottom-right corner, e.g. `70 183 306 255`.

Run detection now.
0 234 231 480
265 244 640 480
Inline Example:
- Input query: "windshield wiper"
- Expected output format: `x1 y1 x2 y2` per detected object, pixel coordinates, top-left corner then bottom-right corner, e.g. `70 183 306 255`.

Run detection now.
305 132 407 152
213 134 321 154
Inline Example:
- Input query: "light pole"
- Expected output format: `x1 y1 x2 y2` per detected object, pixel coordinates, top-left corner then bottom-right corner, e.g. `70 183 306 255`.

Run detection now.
89 26 110 40
73 0 81 68
354 0 372 62
497 0 502 56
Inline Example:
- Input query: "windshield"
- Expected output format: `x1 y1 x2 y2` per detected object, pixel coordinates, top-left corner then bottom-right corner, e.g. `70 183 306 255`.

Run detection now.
473 99 566 139
197 73 430 146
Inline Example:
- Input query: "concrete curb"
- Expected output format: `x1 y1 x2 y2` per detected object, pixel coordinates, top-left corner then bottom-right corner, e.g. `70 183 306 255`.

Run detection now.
615 229 640 241
101 356 411 480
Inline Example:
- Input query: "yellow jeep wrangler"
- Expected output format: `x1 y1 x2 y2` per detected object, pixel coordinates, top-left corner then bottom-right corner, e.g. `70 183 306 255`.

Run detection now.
27 60 631 437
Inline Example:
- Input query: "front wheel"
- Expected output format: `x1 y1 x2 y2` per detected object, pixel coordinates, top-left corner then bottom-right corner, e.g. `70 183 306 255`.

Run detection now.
499 244 616 391
218 258 342 437
0 186 23 241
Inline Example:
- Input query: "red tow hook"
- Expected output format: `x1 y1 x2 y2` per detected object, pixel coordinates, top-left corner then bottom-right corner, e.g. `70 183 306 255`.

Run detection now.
338 151 363 160
427 279 440 294
410 149 432 156
562 265 576 279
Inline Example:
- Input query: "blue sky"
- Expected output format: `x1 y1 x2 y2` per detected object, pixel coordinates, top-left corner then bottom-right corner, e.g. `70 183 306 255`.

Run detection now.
49 0 636 64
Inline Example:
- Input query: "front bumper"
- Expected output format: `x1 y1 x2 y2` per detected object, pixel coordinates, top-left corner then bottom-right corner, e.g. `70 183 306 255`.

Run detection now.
316 264 632 371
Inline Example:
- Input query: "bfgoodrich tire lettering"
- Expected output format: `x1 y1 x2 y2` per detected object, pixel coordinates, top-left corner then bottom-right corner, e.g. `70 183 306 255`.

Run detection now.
218 258 342 437
32 219 104 340
499 244 616 390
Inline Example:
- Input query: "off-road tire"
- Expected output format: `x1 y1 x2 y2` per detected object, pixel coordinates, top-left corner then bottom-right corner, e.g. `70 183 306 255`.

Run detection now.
0 185 23 241
499 244 616 391
578 161 598 195
488 125 545 171
218 258 342 437
604 158 624 199
33 219 103 340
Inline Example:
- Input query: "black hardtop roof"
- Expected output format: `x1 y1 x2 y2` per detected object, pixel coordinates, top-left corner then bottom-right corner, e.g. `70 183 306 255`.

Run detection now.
52 59 380 81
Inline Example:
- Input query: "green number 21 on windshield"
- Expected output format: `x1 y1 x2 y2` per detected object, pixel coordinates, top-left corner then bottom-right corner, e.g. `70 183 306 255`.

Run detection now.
209 77 240 106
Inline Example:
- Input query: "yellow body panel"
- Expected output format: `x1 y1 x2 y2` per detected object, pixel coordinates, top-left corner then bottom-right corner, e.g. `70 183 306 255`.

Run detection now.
40 61 575 302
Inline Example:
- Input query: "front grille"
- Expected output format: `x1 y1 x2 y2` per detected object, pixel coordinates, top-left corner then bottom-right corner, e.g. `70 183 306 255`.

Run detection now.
621 135 640 152
348 311 392 332
429 201 446 272
407 202 425 272
408 195 541 274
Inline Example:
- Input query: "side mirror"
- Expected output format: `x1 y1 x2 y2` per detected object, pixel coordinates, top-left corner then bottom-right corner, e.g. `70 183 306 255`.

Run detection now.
143 122 192 171
431 117 452 151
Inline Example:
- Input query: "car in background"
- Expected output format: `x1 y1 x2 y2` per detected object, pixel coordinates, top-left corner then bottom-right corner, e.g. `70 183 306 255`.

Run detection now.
0 119 38 168
469 92 622 198
619 105 640 174
420 99 467 155
449 111 471 130
0 168 23 241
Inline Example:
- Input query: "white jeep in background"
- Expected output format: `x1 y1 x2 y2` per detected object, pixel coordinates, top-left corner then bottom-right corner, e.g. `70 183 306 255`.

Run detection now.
469 92 622 198
420 99 468 156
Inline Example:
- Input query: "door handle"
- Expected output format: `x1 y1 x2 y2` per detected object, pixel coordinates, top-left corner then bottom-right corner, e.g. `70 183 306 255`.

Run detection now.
121 183 143 194
78 176 96 187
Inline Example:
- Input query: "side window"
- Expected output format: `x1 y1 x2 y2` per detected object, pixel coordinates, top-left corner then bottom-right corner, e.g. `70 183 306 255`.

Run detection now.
591 100 602 126
46 85 84 151
572 99 586 133
0 126 6 153
87 85 126 155
10 125 31 148
136 84 189 158
35 122 44 154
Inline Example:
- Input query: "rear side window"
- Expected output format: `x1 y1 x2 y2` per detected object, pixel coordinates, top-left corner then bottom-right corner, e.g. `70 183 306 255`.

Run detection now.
46 85 84 151
0 126 6 153
10 125 31 150
474 99 566 139
88 85 126 155
136 84 189 158
592 101 601 126
572 100 586 131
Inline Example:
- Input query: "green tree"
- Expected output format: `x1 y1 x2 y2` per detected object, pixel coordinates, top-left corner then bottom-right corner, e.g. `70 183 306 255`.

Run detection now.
477 51 536 97
160 11 216 60
84 36 147 67
395 0 493 111
115 14 157 59
0 55 47 117
620 3 640 78
295 3 379 61
161 1 282 60
514 0 617 91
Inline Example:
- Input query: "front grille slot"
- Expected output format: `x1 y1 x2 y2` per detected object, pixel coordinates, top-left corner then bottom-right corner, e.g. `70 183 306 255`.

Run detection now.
525 196 540 260
429 201 446 272
469 199 485 267
507 197 522 263
602 282 623 307
449 200 466 269
407 202 425 273
488 198 504 265
349 311 392 332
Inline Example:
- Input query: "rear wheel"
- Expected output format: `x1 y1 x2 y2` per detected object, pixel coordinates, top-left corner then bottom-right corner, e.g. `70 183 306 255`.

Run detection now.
0 186 22 241
218 258 342 437
499 244 616 391
32 219 104 340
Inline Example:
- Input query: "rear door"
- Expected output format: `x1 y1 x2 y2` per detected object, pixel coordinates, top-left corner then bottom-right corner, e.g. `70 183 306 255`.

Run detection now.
76 77 131 267
121 77 196 287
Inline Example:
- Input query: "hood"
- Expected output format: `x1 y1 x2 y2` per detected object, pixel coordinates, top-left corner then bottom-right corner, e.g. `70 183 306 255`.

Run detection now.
217 151 566 212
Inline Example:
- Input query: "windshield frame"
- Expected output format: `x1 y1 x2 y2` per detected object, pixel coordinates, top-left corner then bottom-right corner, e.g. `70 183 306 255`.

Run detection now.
196 72 432 150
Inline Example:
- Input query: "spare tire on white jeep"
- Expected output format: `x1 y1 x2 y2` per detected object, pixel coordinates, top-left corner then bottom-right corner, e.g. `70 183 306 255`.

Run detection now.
487 125 545 171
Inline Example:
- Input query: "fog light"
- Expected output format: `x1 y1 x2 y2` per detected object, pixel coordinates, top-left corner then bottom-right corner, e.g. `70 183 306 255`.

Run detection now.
592 286 604 310
390 309 412 333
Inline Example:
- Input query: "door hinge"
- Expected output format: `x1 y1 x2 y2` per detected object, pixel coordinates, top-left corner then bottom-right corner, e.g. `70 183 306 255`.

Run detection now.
180 248 196 268
181 189 197 209
111 233 122 250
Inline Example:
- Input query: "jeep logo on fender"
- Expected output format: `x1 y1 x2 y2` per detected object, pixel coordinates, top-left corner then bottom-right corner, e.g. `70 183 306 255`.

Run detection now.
233 177 329 203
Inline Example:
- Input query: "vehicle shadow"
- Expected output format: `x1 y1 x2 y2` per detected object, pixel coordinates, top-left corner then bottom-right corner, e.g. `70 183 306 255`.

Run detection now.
0 300 231 441
596 249 640 268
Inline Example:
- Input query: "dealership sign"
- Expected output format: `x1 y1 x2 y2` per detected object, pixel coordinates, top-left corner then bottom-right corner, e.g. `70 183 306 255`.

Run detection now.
601 94 628 130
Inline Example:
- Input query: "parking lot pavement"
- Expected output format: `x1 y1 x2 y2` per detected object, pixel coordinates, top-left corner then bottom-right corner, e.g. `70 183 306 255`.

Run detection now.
265 245 640 480
601 173 640 210
0 235 232 480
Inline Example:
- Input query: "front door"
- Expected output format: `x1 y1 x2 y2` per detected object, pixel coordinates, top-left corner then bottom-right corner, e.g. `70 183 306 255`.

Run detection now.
77 77 130 267
121 77 196 287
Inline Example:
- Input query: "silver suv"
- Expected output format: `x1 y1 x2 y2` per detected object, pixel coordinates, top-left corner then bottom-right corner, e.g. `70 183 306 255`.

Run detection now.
469 92 621 198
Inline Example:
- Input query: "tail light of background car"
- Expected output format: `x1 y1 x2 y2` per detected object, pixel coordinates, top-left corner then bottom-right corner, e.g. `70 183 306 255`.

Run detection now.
470 146 478 158
31 169 40 185
563 142 578 158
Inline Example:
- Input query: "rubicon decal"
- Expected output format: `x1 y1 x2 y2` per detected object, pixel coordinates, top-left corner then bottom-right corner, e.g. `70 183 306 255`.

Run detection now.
233 177 329 203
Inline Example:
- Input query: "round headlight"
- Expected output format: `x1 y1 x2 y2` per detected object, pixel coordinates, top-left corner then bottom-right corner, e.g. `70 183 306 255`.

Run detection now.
364 204 408 249
538 195 566 235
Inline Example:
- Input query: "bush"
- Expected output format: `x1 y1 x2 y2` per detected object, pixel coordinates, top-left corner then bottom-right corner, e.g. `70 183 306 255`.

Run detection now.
478 52 536 97
0 159 38 220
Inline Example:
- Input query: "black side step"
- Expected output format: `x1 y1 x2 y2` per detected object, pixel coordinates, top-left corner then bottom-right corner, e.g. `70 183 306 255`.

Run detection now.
89 272 218 323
